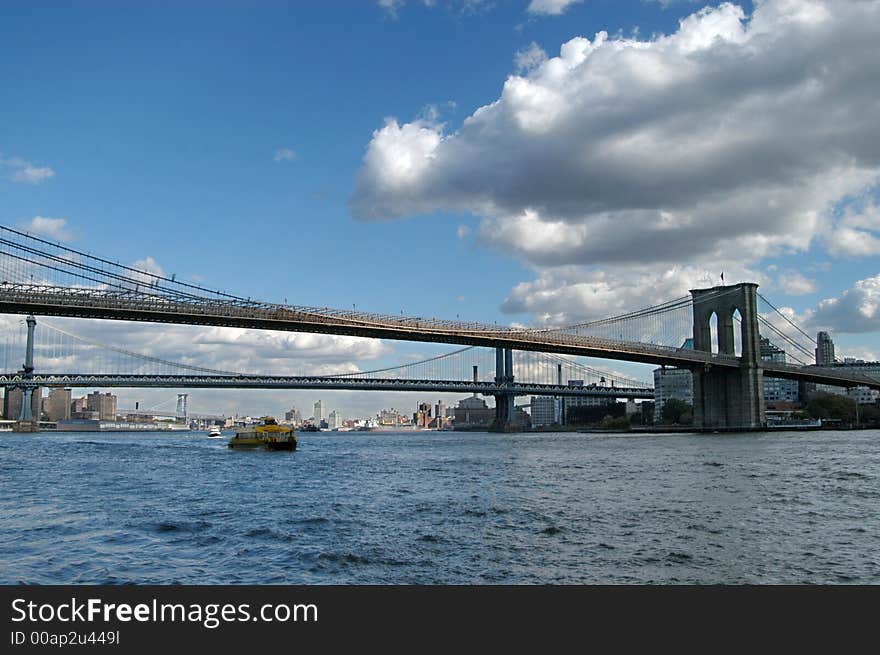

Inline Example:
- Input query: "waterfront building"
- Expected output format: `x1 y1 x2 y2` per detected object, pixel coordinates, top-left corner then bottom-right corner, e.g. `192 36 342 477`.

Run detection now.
435 401 446 424
414 402 432 428
562 379 614 423
815 331 835 366
328 410 342 429
87 391 117 421
652 367 694 423
760 338 800 404
530 396 557 427
848 387 879 405
313 400 324 424
47 388 72 422
453 396 494 429
379 408 409 425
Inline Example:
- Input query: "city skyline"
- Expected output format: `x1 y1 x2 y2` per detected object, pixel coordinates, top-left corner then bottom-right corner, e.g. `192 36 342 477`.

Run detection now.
2 0 878 417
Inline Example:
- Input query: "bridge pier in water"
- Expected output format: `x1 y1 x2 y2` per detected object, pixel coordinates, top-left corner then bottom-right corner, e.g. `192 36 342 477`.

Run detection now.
690 283 765 431
13 315 39 432
491 347 518 432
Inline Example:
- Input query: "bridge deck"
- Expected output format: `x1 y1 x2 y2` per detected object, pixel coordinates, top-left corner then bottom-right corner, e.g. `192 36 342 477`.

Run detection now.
0 373 654 398
1 284 878 390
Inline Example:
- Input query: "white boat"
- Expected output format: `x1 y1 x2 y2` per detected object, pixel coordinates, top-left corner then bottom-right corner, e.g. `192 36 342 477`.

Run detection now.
207 427 223 438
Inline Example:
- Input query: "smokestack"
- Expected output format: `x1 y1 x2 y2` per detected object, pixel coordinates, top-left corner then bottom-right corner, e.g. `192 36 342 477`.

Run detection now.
472 365 478 398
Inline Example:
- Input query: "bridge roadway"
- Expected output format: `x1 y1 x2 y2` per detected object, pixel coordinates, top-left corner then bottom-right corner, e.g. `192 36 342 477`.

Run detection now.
0 373 654 398
0 283 748 368
2 283 879 390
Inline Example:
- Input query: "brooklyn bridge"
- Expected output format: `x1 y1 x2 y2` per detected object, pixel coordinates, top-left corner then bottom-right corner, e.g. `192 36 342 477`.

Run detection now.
1 225 877 431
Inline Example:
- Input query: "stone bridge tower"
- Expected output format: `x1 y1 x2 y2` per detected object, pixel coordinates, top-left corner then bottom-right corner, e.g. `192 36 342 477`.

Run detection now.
690 283 765 430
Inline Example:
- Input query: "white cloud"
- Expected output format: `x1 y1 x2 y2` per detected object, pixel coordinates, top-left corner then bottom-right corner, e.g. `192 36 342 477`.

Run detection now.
13 165 55 184
514 42 548 74
827 199 880 257
377 0 490 18
351 0 880 324
501 262 765 326
1 156 55 184
20 216 72 241
526 0 582 16
837 347 878 362
273 148 296 162
776 270 817 296
131 257 166 279
378 0 406 17
811 273 880 333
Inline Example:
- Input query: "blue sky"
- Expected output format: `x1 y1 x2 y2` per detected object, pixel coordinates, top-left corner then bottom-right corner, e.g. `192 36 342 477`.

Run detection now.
1 0 697 320
2 0 879 417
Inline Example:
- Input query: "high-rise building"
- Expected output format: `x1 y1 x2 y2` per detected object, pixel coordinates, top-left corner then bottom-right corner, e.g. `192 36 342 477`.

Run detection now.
760 338 799 403
435 401 446 425
87 391 117 421
284 405 302 424
652 367 694 423
328 410 342 429
313 400 324 423
530 396 557 427
47 388 72 422
414 402 432 428
815 331 835 366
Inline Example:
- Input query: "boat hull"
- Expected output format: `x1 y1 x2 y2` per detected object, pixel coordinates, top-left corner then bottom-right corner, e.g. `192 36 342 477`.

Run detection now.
227 434 297 451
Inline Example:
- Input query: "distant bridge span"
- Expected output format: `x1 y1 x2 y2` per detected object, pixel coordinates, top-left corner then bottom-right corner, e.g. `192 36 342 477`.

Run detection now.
0 372 654 399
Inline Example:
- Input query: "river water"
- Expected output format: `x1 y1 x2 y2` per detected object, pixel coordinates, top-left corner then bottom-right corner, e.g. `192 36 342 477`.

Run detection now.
1 429 878 584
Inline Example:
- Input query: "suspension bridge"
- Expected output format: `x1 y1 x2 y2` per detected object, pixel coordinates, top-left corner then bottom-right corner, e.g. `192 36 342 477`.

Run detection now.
1 225 877 431
0 318 652 397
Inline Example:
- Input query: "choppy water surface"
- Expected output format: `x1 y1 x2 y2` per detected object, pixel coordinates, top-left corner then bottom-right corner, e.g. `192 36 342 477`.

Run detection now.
1 429 878 584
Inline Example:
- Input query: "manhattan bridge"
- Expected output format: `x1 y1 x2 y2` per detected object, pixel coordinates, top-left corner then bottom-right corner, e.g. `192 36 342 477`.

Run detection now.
0 225 877 431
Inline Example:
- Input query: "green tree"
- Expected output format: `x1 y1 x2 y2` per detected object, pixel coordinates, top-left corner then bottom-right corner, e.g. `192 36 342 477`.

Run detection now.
805 392 857 422
858 404 880 426
567 402 625 426
660 398 693 425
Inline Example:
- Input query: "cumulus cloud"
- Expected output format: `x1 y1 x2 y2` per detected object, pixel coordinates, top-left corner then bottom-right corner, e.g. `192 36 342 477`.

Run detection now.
1 156 55 184
514 42 548 73
351 0 880 323
20 216 72 241
501 262 764 326
776 270 817 296
811 273 880 333
526 0 582 16
130 256 166 282
827 199 880 257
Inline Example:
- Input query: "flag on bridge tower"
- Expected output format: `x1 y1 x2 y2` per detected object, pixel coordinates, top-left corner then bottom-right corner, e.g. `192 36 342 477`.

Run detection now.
721 272 724 283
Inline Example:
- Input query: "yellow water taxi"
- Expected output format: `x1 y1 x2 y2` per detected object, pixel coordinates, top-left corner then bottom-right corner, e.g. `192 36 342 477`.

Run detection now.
228 417 297 451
